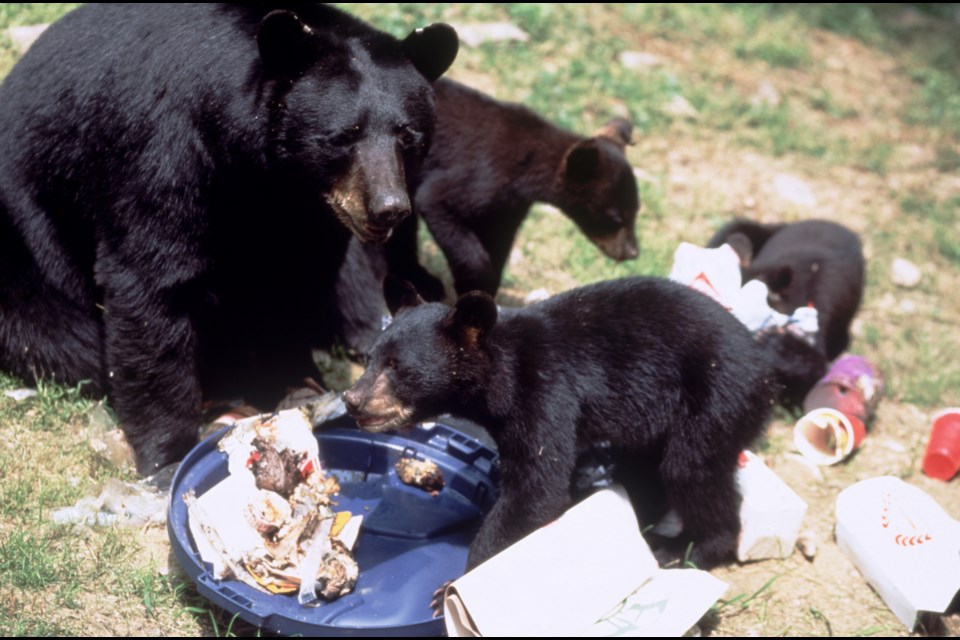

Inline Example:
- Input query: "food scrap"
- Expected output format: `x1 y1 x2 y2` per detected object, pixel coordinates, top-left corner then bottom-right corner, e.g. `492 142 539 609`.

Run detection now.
395 456 445 495
184 409 361 604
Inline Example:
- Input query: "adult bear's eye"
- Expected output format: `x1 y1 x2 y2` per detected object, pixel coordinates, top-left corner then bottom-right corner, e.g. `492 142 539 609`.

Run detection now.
328 125 362 148
396 124 422 150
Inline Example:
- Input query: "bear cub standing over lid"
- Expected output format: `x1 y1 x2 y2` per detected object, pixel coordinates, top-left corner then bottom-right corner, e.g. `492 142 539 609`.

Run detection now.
344 276 778 569
0 4 457 473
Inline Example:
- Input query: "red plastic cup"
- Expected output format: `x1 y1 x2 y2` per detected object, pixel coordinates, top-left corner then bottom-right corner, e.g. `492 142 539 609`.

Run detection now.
922 408 960 481
794 407 866 465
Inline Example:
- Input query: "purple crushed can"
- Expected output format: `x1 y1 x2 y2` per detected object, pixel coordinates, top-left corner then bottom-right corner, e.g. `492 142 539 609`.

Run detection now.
802 354 883 424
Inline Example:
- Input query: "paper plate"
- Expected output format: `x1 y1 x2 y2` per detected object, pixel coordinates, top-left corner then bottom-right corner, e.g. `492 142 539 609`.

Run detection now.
168 416 498 636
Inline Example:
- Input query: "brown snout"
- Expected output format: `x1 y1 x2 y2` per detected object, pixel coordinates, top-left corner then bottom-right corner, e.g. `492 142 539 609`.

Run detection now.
592 226 639 262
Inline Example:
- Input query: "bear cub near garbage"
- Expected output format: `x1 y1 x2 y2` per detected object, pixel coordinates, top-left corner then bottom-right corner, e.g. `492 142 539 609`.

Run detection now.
0 4 457 473
344 276 778 569
708 218 865 408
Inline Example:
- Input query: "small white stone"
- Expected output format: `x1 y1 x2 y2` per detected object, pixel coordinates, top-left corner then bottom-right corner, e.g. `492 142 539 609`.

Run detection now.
3 388 36 401
5 24 48 54
796 530 817 560
774 174 817 207
662 95 699 120
618 50 663 70
524 288 550 304
451 22 528 47
891 258 921 288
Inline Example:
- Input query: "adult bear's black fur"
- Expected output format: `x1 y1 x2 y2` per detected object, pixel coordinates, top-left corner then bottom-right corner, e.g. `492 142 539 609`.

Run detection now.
344 277 778 569
0 4 458 473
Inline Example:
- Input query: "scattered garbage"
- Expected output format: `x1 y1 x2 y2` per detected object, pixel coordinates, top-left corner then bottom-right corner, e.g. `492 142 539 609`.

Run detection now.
51 465 175 527
668 241 819 343
835 476 960 631
443 485 727 637
736 451 808 561
796 355 883 465
651 451 808 562
395 455 445 495
802 354 883 423
794 408 866 466
922 408 960 481
86 400 136 471
169 420 498 635
185 409 361 604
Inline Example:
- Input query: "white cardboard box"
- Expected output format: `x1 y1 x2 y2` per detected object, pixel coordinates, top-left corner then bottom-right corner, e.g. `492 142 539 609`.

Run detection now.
835 476 960 630
443 485 727 637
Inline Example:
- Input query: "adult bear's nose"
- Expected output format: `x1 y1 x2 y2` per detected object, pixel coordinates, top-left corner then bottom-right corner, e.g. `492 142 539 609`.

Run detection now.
368 191 411 229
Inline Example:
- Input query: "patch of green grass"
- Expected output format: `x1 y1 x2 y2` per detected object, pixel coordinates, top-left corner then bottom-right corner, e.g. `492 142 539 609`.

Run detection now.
0 530 65 589
715 573 780 614
852 624 896 637
807 88 860 120
733 14 811 70
934 142 960 173
904 67 960 139
1 615 75 637
856 140 895 175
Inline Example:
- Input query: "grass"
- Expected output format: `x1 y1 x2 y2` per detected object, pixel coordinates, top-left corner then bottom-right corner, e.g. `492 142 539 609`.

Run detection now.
0 2 958 636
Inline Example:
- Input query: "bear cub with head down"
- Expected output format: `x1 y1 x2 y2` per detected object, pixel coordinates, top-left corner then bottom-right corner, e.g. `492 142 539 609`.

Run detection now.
708 218 864 408
386 78 641 301
344 276 778 569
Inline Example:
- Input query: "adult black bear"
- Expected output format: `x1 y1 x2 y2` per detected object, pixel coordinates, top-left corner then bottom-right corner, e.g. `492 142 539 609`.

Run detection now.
708 218 865 408
344 277 777 569
0 4 458 473
385 78 640 300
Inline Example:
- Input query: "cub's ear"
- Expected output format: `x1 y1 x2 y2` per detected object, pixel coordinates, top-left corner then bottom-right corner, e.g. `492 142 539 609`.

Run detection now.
594 117 634 148
562 139 600 182
724 232 754 267
445 291 497 349
384 275 425 316
402 23 459 82
767 265 794 292
258 10 321 74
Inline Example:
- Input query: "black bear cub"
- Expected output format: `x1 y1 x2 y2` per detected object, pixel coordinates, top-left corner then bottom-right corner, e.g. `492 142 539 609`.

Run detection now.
344 277 778 569
708 218 865 408
386 78 641 301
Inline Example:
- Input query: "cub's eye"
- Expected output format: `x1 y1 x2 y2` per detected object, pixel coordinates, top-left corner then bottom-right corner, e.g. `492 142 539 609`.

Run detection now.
606 209 624 225
396 124 423 149
328 125 362 148
384 356 398 370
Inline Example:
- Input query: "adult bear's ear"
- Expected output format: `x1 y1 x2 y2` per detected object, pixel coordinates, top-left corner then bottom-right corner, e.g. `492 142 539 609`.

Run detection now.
258 10 319 74
445 291 497 350
401 23 459 82
384 275 425 316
